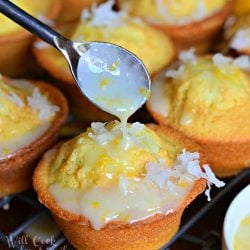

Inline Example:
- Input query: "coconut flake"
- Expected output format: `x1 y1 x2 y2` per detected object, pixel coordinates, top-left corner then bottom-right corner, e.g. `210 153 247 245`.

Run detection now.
203 164 225 188
145 149 224 201
212 53 233 67
145 160 170 189
179 48 197 63
232 55 250 70
81 0 127 28
230 28 250 51
165 65 185 79
88 121 120 145
88 121 144 146
213 53 250 71
27 88 59 121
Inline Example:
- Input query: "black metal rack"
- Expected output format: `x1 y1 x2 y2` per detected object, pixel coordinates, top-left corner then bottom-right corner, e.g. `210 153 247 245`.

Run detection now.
0 169 249 250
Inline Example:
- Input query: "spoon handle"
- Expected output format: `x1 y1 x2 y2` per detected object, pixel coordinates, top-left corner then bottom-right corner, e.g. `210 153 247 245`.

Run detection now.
0 0 64 48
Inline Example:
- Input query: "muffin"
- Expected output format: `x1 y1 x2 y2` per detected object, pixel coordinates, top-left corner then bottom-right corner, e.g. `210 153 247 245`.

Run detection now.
33 119 225 249
233 0 250 16
224 13 250 55
33 0 175 122
56 0 105 23
0 75 68 197
0 0 60 77
117 0 233 52
147 51 250 177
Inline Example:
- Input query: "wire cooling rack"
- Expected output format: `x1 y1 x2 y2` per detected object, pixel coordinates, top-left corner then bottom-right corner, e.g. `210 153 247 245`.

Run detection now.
0 169 249 250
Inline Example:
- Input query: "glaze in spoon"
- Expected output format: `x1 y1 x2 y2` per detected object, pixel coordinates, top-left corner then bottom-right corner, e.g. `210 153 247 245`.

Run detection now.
0 0 150 119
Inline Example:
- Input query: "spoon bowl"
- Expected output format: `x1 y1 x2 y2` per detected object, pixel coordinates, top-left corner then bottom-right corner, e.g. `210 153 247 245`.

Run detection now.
54 38 150 118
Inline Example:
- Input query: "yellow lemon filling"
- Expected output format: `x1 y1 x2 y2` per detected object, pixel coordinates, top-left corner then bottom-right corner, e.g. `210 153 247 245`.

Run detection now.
0 0 52 36
0 77 59 157
119 0 226 25
149 53 250 140
34 0 174 75
46 120 224 229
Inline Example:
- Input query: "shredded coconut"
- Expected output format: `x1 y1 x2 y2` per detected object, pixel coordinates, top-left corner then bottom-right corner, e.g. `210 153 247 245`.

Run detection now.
145 149 225 201
230 28 250 51
88 121 145 146
233 55 250 70
27 88 60 121
212 53 233 67
213 53 250 71
81 0 127 28
165 65 185 79
179 48 197 63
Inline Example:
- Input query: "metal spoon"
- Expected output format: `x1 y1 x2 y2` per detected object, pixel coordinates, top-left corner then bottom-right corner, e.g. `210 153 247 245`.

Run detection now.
0 0 150 117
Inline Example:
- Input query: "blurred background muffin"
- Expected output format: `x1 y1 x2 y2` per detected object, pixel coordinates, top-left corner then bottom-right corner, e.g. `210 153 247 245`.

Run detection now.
0 75 68 197
56 0 105 23
33 0 175 122
147 51 250 177
117 0 233 53
0 0 60 77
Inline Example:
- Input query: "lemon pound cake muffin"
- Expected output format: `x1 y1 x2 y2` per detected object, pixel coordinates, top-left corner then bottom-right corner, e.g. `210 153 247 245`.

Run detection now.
56 0 105 23
117 0 233 52
0 0 60 77
147 51 250 177
0 75 68 197
33 120 224 250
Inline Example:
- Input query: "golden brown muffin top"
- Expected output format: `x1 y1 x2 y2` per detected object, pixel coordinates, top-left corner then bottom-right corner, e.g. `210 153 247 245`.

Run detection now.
0 76 59 158
118 0 227 25
0 0 54 36
148 52 250 141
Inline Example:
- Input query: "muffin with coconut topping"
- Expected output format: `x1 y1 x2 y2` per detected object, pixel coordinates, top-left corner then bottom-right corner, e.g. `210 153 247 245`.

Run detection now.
117 0 233 52
0 0 61 77
56 0 105 23
147 50 250 177
33 120 223 250
33 0 175 122
0 75 68 197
